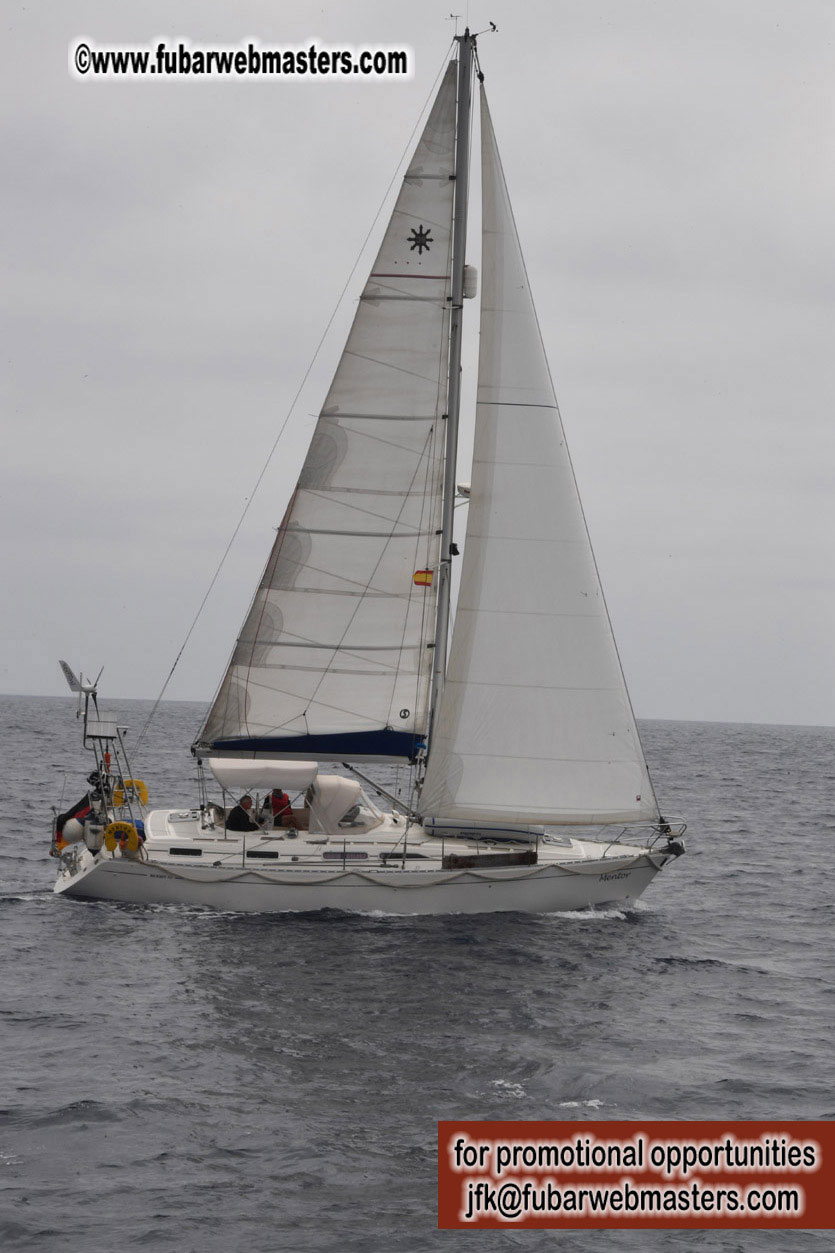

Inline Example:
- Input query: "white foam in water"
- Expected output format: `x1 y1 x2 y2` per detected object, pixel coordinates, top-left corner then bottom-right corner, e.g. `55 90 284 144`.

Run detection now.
492 1080 526 1099
540 906 628 922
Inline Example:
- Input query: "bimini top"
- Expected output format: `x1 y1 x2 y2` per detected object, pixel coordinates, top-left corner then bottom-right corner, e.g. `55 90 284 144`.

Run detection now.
207 758 318 793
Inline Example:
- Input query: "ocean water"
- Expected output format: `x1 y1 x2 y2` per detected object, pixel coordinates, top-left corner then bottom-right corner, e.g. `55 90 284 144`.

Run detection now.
1 695 832 1251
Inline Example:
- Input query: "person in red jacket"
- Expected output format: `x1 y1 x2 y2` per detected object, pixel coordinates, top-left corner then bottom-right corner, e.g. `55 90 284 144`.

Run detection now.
267 788 292 827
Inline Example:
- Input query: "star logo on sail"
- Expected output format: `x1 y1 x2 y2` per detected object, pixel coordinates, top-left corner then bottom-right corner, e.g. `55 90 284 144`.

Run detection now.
407 225 433 254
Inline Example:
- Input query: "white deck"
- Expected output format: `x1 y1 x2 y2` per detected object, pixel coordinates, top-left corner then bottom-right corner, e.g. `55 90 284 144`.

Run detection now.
53 807 679 915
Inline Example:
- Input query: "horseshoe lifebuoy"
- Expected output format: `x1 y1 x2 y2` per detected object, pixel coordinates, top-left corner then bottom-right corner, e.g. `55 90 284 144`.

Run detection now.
112 778 149 807
104 821 140 853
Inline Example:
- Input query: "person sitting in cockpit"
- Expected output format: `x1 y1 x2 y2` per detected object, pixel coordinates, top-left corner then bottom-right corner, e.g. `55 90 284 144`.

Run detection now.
225 795 262 832
265 788 292 827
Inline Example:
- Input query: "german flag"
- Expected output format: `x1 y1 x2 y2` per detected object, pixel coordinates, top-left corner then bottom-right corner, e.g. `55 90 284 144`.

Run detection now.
413 569 434 587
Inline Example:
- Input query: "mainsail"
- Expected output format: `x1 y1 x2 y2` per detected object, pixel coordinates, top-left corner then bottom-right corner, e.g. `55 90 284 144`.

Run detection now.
201 65 458 761
420 88 659 824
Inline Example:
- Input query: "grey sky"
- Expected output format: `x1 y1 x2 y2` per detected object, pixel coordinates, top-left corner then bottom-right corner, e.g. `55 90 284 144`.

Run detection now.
3 0 833 726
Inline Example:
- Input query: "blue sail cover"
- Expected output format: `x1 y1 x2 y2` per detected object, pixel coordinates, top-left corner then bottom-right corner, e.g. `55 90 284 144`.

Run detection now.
206 729 422 763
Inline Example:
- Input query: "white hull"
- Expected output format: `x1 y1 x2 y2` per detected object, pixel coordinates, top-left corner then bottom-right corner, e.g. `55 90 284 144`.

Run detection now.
53 809 678 915
54 857 668 914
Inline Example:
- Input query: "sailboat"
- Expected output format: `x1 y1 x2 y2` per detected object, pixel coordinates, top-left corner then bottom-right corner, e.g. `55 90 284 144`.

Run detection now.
52 31 685 914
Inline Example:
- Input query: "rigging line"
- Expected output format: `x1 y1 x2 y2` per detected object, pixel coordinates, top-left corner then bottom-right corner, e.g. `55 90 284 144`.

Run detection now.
397 290 450 734
317 424 439 457
240 678 396 731
392 247 450 745
281 557 392 599
431 39 477 671
135 45 454 752
301 479 437 531
447 71 477 649
342 347 447 385
407 452 438 733
387 427 438 727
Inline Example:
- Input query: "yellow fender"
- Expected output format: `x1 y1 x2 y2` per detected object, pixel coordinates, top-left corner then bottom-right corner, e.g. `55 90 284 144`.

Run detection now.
112 778 149 807
104 821 139 853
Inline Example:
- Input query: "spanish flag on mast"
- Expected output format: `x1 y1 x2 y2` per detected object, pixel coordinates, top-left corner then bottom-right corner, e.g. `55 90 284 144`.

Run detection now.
413 569 434 587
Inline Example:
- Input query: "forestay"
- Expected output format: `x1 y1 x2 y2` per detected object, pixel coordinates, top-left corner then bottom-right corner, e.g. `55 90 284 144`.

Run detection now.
420 88 659 825
201 64 458 761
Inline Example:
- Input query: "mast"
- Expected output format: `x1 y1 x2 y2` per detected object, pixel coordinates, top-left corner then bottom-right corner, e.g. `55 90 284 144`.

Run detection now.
428 28 475 744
